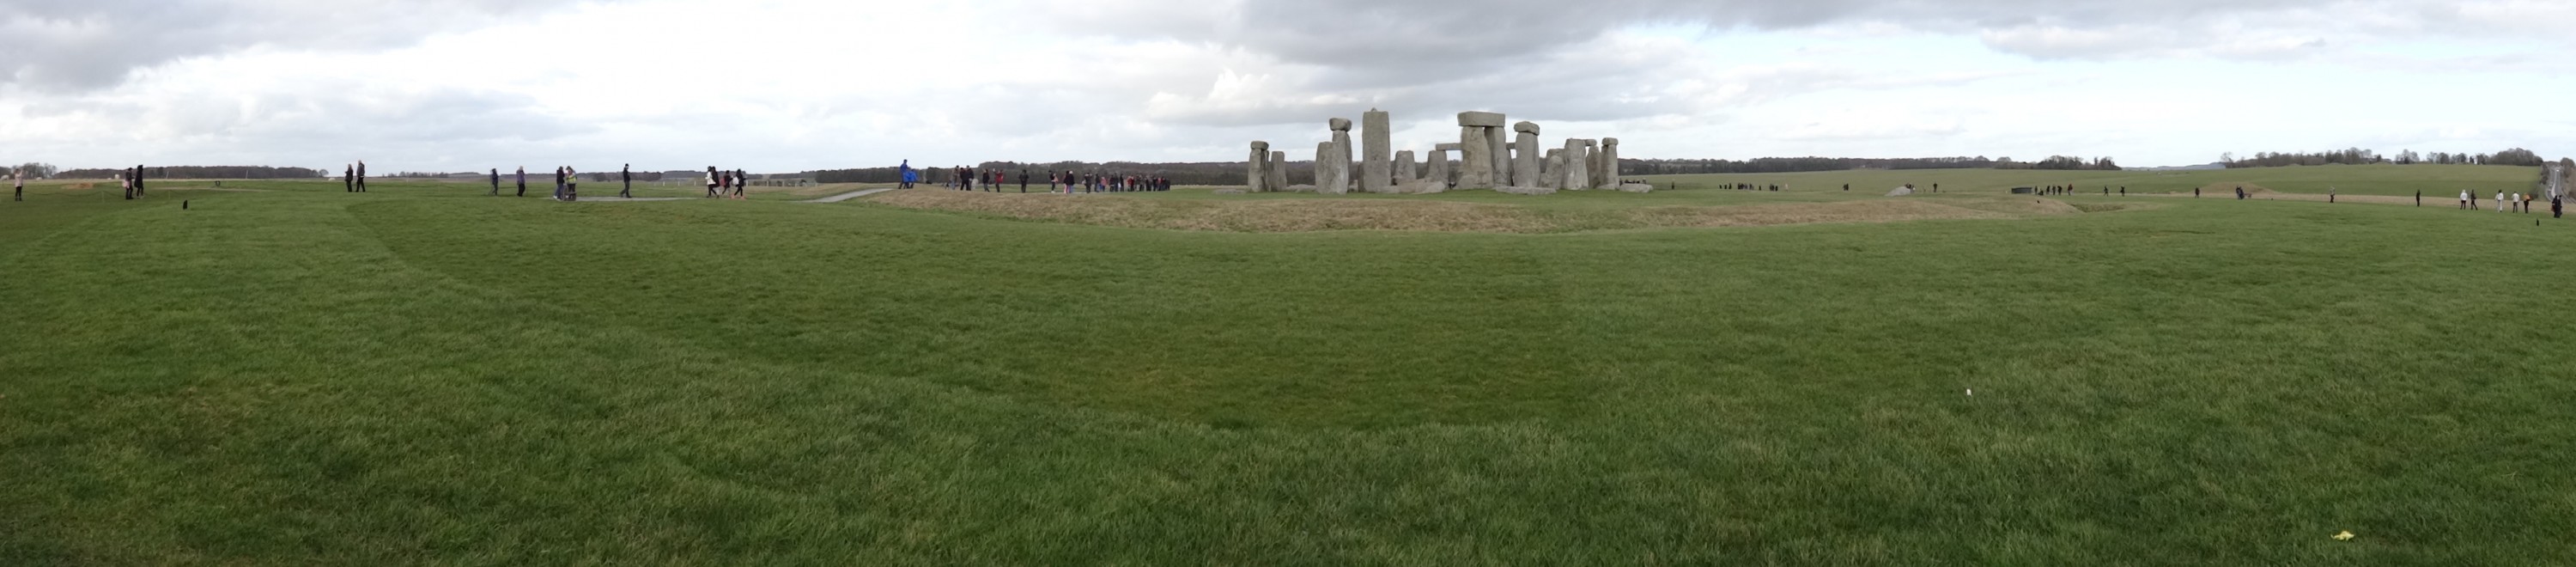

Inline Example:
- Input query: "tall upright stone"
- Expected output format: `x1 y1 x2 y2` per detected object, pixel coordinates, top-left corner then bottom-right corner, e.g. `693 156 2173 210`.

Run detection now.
1268 151 1290 191
1540 149 1564 189
1458 127 1494 189
1394 150 1418 185
1315 142 1340 193
1599 137 1621 188
1561 139 1592 191
1490 127 1511 185
1248 141 1272 192
1510 122 1541 188
1324 118 1354 194
1360 109 1392 194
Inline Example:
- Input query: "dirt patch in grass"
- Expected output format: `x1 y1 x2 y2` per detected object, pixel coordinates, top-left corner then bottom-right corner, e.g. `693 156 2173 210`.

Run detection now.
869 190 2069 234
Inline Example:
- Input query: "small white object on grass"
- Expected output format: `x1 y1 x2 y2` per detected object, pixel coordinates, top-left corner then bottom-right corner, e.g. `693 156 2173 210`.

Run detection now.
1965 388 1974 396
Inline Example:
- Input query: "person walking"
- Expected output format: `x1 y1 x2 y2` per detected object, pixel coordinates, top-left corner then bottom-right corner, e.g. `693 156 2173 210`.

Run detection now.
344 164 355 192
621 164 633 198
2497 192 2508 212
10 168 21 201
133 165 146 198
1019 170 1029 193
2461 189 2471 210
355 161 367 192
2415 190 2421 207
705 167 720 198
489 168 501 196
734 169 749 199
516 167 527 197
899 160 915 189
566 167 579 201
2555 196 2564 218
552 167 566 200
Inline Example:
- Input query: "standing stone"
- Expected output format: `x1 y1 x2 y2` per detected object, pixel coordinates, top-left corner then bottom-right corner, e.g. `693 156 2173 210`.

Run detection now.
1394 150 1418 185
1360 110 1392 194
1458 126 1495 189
1600 137 1621 188
1268 151 1290 191
1489 130 1511 185
1429 144 1456 188
1511 122 1541 189
1540 149 1564 189
1315 142 1342 193
1324 119 1354 194
1249 141 1272 192
1561 139 1591 191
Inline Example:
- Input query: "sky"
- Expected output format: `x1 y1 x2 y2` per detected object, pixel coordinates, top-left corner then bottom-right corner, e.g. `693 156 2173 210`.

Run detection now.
3 0 2573 174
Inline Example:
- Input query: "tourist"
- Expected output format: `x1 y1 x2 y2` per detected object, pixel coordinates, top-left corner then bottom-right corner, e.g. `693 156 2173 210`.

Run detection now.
899 160 915 189
735 169 749 199
2497 192 2507 212
2461 189 2471 210
1019 170 1029 193
344 164 355 192
355 161 367 192
2555 196 2564 218
10 168 21 201
132 165 146 198
2523 192 2535 214
118 173 131 200
621 164 633 198
705 167 720 198
516 167 527 197
568 167 579 201
489 168 501 196
553 167 566 200
2195 187 2201 198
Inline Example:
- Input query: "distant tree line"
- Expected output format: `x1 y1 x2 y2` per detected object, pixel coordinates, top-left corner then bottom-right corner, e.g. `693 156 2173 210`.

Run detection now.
1624 155 2118 174
4 162 60 179
2222 148 2549 168
56 166 324 180
812 162 1255 186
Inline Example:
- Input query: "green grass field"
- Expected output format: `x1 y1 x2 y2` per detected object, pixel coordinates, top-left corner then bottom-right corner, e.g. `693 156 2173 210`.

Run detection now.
3 168 2571 564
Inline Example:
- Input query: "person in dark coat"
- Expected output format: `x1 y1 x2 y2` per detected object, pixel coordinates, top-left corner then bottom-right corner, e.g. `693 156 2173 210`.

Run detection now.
355 162 367 192
489 168 501 196
345 164 355 192
133 165 146 198
515 167 527 197
621 164 633 198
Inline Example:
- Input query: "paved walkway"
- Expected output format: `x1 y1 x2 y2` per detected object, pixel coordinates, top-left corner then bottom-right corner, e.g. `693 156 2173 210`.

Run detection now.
799 187 896 203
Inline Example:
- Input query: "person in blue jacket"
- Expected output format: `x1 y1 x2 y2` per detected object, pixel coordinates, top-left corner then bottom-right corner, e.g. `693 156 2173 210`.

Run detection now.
899 160 916 189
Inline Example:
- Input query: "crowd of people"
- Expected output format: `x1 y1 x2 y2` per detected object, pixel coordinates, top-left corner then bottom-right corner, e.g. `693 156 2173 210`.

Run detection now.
704 167 750 199
1047 170 1170 194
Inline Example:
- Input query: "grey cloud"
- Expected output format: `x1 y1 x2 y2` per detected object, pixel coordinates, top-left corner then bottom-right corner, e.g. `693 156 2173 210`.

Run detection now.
0 0 605 92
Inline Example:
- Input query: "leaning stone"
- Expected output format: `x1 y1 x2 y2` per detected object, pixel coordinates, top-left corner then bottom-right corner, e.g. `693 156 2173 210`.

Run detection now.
1457 112 1507 128
1425 149 1451 189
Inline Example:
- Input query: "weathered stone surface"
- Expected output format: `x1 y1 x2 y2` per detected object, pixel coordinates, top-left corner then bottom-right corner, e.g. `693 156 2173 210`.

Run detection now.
1514 121 1540 135
1249 141 1271 192
1493 186 1557 196
1426 149 1451 189
1488 127 1511 186
1285 185 1317 192
1328 118 1353 131
1215 188 1248 195
1394 150 1418 185
1457 126 1495 189
1601 137 1622 188
1561 139 1591 191
1886 186 1916 197
1617 183 1654 193
1316 141 1348 195
1329 130 1353 194
1268 151 1290 191
1361 110 1392 194
1457 111 1506 128
1512 128 1541 191
1400 179 1448 194
1540 149 1564 190
1589 138 1613 190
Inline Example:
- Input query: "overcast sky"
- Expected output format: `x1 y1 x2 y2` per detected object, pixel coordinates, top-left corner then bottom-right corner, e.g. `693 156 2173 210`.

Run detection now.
4 0 2572 173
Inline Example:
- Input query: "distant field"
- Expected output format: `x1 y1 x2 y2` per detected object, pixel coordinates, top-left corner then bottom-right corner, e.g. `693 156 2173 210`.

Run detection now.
3 175 2571 564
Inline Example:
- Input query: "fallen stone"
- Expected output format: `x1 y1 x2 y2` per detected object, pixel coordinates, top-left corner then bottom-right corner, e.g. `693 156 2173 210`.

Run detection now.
1215 188 1247 195
1886 186 1916 197
1617 183 1654 193
1493 186 1558 196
